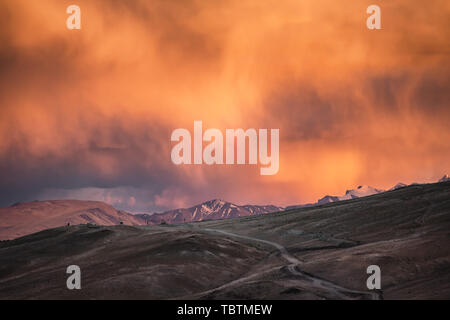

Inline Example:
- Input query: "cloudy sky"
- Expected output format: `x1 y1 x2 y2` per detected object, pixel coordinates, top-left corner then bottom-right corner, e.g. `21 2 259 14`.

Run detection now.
0 0 449 212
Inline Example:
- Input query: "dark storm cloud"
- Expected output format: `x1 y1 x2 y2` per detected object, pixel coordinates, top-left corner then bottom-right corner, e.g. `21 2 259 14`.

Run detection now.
260 82 367 141
0 118 174 206
412 70 450 118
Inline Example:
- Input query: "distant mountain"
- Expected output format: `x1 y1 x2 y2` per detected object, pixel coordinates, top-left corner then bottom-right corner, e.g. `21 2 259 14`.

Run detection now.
0 199 282 239
316 185 385 204
0 200 146 240
2 174 448 239
288 184 388 208
390 182 408 191
137 199 283 225
317 195 341 205
288 174 449 209
342 185 385 199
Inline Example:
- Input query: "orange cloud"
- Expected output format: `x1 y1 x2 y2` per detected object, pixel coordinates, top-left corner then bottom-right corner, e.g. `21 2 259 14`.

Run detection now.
0 0 449 210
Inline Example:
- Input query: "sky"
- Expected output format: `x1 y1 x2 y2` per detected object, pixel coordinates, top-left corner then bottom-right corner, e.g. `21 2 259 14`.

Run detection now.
0 0 449 212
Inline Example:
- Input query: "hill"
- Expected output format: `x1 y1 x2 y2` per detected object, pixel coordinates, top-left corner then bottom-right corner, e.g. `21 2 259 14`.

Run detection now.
0 200 146 240
0 181 449 299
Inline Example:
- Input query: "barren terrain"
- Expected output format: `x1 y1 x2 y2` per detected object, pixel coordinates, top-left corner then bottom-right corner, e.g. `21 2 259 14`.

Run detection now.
0 182 449 299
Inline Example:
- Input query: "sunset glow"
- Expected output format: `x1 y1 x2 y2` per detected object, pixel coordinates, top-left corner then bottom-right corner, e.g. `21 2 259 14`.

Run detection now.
0 0 449 211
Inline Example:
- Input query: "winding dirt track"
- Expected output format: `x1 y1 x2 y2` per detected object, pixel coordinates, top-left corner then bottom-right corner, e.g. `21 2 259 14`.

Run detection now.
199 228 381 300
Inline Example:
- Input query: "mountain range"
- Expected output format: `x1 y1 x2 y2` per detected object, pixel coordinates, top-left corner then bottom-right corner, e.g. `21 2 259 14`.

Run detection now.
0 199 282 240
2 179 450 299
0 175 448 240
136 199 282 224
286 175 449 209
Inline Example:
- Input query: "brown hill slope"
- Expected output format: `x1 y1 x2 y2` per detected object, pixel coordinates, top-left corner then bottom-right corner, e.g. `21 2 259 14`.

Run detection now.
0 200 145 240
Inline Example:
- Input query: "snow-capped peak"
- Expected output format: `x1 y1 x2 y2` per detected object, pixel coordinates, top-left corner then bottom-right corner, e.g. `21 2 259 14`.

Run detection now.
339 185 384 200
138 199 282 225
439 174 449 183
201 199 227 211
